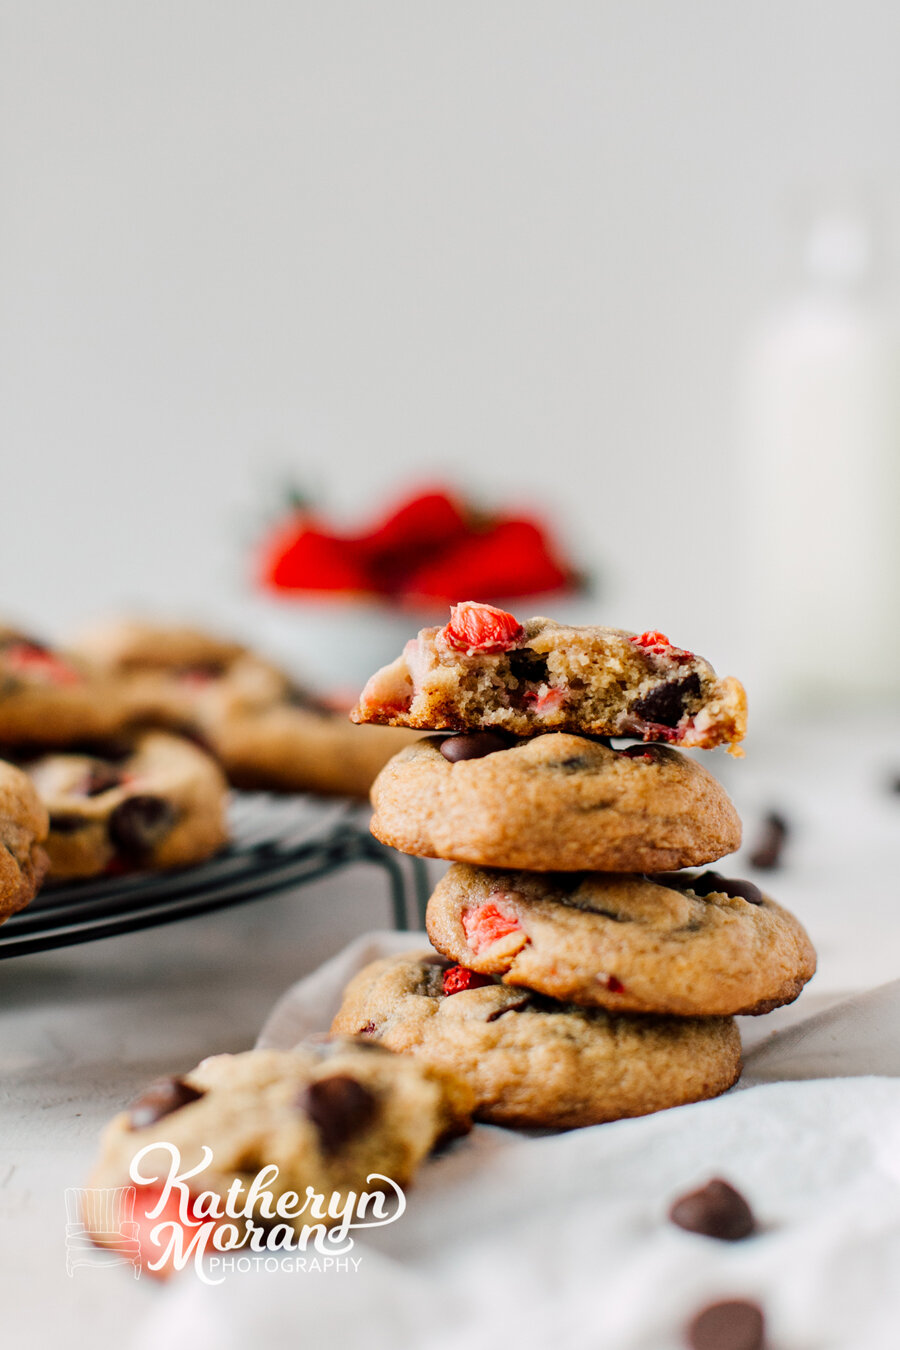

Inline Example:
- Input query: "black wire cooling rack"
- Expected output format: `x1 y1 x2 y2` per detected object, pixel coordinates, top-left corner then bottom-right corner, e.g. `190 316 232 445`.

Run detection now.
0 793 431 959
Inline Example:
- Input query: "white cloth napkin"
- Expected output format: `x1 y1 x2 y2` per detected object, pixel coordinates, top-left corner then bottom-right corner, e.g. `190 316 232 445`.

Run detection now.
134 932 900 1350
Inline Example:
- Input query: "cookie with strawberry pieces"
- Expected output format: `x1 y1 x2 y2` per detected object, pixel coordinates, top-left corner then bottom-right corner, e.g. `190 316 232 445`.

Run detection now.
0 627 130 746
351 602 747 753
426 865 816 1018
331 951 742 1128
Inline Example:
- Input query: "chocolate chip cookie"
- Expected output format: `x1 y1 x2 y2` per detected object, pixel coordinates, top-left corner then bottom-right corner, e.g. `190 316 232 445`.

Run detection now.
205 700 420 799
426 865 817 1017
87 1041 473 1240
351 603 747 753
0 759 49 921
369 733 741 871
0 627 129 746
74 619 287 730
76 618 417 799
23 730 229 879
331 952 742 1128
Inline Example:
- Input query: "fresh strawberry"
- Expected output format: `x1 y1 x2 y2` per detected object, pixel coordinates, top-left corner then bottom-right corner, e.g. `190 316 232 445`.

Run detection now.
2 641 80 685
442 965 495 996
260 519 372 593
357 488 469 557
441 601 524 653
461 900 524 954
401 517 572 604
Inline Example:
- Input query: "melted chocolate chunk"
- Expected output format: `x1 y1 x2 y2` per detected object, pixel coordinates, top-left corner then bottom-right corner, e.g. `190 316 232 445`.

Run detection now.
748 811 789 870
108 795 176 858
80 763 124 797
127 1076 204 1130
658 871 763 907
285 683 332 716
630 672 702 728
440 732 512 763
549 754 590 773
507 647 550 685
686 1300 765 1350
669 1178 756 1241
299 1074 377 1151
49 813 90 835
486 995 532 1022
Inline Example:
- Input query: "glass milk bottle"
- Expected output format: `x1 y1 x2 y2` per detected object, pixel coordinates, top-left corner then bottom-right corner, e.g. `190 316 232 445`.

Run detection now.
739 205 900 711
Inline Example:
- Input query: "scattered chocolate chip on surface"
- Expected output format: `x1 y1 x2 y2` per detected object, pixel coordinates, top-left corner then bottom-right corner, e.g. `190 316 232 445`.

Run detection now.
127 1076 204 1130
439 731 512 762
686 1299 765 1350
748 811 789 870
300 1074 377 1150
669 1178 756 1241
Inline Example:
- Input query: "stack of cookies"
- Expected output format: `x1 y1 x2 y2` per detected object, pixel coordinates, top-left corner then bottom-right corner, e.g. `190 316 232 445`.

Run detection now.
335 602 817 1129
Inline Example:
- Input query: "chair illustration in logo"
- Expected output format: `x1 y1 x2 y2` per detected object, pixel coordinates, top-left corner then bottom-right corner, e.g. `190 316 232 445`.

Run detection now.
65 1186 142 1277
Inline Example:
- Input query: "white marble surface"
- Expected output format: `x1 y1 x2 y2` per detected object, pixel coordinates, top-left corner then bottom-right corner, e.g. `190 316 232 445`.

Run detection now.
2 718 899 1344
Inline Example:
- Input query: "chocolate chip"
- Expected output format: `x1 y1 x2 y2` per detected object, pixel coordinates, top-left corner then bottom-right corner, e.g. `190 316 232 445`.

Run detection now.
127 1076 204 1130
669 1178 756 1240
550 755 590 772
686 1300 765 1350
486 995 532 1021
108 795 176 858
174 661 227 679
79 763 124 797
631 673 702 728
299 1075 377 1151
311 1035 389 1056
49 813 90 835
285 682 332 716
748 811 789 870
662 871 764 907
439 732 511 762
696 872 763 906
507 647 549 684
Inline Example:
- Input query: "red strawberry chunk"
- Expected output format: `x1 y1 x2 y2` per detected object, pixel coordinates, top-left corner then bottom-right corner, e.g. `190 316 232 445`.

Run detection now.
442 965 495 996
630 631 694 661
462 900 524 954
4 642 80 685
442 602 524 654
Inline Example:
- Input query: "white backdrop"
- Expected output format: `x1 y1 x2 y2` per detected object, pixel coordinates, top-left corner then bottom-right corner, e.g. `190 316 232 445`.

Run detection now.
3 1 900 672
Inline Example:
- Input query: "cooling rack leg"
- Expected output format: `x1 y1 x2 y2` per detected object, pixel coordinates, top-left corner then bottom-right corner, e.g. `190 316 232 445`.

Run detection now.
410 857 430 930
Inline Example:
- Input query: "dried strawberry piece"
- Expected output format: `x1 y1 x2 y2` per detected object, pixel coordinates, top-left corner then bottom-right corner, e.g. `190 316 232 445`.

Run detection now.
630 631 695 662
462 900 524 954
598 973 626 993
442 965 494 996
441 602 524 654
3 641 80 685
